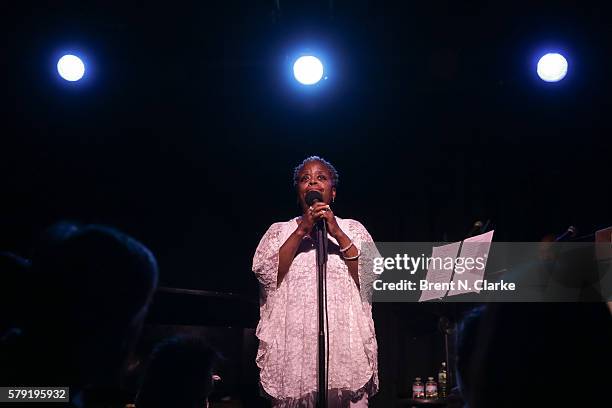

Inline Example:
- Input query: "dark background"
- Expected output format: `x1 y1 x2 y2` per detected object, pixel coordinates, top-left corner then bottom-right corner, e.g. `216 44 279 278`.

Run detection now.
1 1 610 405
2 0 610 295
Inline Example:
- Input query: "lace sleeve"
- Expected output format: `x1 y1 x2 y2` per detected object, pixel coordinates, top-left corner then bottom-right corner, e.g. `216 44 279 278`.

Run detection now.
252 222 284 295
348 220 380 304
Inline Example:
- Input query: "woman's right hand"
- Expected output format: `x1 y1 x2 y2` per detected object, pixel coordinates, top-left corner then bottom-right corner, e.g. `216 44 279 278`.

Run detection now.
278 202 330 287
296 203 329 236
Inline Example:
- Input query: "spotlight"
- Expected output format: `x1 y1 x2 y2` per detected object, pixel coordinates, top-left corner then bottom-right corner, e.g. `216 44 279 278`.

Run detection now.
537 53 568 83
57 54 85 82
293 56 324 85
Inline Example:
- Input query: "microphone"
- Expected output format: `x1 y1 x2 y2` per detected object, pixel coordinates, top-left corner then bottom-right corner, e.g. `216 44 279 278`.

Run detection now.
305 191 326 232
466 220 484 238
555 226 577 242
305 190 323 207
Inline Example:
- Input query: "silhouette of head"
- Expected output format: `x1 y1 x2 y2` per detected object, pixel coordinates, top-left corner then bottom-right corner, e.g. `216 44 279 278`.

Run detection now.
29 222 159 388
457 303 611 408
136 335 217 408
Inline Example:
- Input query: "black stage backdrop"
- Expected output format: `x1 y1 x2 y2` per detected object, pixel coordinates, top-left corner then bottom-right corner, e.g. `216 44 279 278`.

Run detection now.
2 2 611 405
2 0 610 295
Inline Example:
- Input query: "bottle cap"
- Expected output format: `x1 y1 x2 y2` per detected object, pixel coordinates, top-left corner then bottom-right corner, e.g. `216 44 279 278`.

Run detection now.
442 362 446 366
415 377 421 381
428 377 434 380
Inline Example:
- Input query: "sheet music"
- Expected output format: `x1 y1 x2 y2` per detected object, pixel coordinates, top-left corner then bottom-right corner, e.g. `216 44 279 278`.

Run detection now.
418 242 461 302
447 230 494 296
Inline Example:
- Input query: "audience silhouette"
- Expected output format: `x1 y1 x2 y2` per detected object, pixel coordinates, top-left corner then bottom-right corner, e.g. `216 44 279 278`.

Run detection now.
135 335 218 408
457 302 612 408
4 223 159 407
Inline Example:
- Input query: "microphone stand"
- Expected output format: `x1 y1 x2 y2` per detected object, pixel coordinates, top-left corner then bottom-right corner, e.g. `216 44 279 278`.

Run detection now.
315 219 328 408
438 316 455 390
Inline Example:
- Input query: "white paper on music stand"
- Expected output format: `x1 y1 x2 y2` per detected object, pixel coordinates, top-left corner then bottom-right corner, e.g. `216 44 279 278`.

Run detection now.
447 230 494 296
418 241 461 302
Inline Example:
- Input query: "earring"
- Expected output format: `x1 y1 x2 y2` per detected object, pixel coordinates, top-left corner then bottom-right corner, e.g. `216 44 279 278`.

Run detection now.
332 197 335 203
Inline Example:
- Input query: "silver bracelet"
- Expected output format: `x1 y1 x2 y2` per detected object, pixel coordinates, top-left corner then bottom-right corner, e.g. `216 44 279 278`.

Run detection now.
339 241 354 253
342 249 360 261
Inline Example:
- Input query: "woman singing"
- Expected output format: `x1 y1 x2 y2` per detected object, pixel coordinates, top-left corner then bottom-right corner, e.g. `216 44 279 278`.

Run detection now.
252 156 379 407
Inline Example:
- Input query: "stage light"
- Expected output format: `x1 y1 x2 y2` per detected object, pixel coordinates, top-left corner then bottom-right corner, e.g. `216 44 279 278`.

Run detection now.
57 54 85 82
537 53 568 82
293 56 324 85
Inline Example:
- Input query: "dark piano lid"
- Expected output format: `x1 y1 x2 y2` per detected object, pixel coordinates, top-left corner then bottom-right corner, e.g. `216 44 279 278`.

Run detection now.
145 286 259 328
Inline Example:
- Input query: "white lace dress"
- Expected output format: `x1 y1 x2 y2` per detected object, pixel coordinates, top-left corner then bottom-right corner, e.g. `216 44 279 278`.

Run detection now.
252 216 379 407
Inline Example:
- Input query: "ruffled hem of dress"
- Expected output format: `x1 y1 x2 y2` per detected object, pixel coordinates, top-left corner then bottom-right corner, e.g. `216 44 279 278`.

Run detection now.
262 376 378 408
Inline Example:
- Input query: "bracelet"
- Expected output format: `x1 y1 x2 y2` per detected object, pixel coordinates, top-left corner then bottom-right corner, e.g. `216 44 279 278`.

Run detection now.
342 249 360 261
339 241 354 253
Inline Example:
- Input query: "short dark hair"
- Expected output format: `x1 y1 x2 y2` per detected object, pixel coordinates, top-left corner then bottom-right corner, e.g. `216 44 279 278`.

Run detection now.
32 223 159 325
28 222 159 387
293 156 339 188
